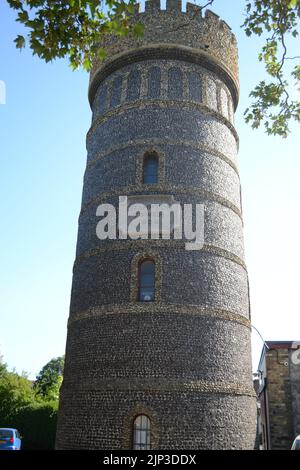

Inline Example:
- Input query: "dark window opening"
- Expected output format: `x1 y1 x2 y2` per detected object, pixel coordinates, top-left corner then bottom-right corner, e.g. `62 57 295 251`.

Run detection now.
138 260 155 302
143 154 158 184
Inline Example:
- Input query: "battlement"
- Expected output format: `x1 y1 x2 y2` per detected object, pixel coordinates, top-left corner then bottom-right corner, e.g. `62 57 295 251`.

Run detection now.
89 0 239 107
142 1 234 37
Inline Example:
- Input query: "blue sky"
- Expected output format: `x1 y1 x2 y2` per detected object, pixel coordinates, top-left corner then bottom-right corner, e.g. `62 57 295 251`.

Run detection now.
1 0 299 379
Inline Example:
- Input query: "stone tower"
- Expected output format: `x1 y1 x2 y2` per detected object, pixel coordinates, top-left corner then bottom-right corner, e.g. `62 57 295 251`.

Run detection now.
56 0 257 449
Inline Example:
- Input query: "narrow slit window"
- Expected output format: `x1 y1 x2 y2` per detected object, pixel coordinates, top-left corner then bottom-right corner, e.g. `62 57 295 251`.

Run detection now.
133 415 151 450
143 154 158 184
138 260 155 302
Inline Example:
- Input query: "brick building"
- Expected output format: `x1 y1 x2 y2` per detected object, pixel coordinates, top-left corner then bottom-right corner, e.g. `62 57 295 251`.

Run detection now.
257 341 300 450
56 0 257 449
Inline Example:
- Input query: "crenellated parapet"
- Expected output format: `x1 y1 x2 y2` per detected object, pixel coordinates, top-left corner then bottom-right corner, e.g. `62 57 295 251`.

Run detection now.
89 1 239 109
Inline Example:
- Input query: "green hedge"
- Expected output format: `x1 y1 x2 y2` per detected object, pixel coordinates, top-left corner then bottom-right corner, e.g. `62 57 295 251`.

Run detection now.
3 402 58 449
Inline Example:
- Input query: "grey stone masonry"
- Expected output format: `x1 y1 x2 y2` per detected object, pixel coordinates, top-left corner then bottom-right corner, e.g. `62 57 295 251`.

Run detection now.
56 0 257 449
290 350 300 438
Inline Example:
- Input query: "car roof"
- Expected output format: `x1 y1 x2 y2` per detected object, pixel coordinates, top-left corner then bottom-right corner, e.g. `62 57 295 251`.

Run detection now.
0 428 18 431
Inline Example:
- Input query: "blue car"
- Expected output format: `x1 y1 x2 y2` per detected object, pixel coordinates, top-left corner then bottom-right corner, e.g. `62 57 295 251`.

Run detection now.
0 428 22 450
291 435 300 450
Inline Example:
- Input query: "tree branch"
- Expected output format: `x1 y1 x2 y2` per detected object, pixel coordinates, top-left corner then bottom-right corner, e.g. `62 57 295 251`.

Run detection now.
163 0 215 34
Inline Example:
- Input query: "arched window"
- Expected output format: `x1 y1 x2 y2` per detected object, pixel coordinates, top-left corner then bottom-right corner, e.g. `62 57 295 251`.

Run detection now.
168 67 183 100
133 415 151 450
188 71 202 102
138 260 155 301
110 75 122 108
143 154 158 184
147 66 161 99
127 69 141 102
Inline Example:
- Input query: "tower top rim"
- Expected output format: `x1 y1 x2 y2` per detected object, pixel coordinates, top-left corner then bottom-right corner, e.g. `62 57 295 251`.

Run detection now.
89 2 239 107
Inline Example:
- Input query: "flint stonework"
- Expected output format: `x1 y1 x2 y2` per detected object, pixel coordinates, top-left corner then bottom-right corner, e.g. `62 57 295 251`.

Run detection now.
56 0 257 449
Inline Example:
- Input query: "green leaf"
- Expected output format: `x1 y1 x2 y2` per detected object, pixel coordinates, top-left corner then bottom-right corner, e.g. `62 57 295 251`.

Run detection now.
127 4 135 14
14 35 25 49
7 0 22 9
133 22 144 37
289 0 297 8
83 57 92 71
33 20 44 31
17 10 29 23
97 48 107 60
292 65 300 80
